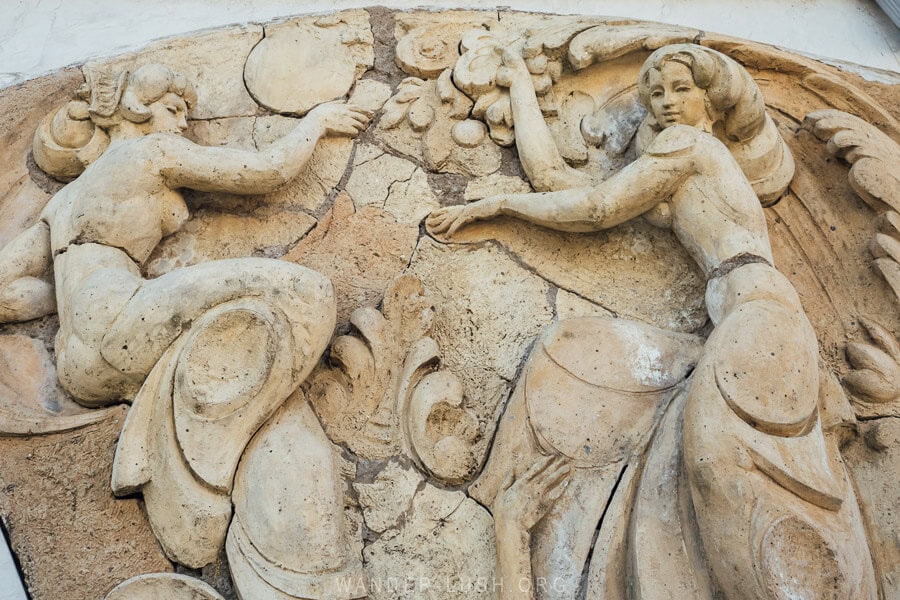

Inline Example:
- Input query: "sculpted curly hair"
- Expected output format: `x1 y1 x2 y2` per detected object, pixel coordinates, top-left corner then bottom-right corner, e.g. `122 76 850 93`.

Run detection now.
637 44 766 142
90 63 197 125
33 64 197 180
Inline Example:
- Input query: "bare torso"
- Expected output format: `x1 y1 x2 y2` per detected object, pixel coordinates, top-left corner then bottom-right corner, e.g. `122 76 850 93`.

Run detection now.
37 136 192 401
640 126 774 279
41 135 190 264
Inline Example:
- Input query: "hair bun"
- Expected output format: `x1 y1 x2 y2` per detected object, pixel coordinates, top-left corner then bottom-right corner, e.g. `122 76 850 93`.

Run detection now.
33 99 109 181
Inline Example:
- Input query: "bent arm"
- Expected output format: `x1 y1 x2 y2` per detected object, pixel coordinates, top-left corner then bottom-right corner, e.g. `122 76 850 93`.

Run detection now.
155 116 326 195
503 56 594 192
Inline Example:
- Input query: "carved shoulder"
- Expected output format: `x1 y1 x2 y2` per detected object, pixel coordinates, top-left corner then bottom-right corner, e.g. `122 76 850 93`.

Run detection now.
645 125 721 158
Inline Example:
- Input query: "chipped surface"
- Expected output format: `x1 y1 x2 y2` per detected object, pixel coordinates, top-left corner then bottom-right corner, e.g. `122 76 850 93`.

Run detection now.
1 8 899 600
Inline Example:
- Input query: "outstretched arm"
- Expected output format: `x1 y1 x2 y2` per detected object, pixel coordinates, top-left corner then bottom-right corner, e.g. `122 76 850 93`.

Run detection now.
154 102 370 195
499 49 594 192
428 148 693 236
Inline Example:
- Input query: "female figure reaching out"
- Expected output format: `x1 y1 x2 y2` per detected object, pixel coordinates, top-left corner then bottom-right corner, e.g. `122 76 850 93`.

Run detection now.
430 45 875 599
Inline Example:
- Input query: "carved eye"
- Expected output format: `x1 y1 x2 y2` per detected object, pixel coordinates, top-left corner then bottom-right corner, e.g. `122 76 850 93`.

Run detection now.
166 106 178 115
675 86 691 93
651 90 663 98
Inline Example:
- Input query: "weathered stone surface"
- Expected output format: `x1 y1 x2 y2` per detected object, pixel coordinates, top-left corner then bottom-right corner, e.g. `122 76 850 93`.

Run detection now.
245 11 374 115
555 288 614 320
384 167 440 224
84 25 262 119
409 237 554 459
283 192 418 323
432 217 707 332
362 473 496 600
145 209 316 277
349 78 393 113
184 117 257 150
0 407 173 599
464 173 532 202
345 144 439 224
345 144 417 208
354 461 421 534
0 69 79 245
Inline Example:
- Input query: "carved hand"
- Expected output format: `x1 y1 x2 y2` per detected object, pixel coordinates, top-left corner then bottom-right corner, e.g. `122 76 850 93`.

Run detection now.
426 197 503 237
306 101 372 137
496 47 532 88
845 317 900 404
494 455 571 534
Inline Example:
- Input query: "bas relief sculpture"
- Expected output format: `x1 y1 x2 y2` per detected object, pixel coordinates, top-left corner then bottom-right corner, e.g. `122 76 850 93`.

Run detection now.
430 42 873 599
5 60 373 595
0 8 897 600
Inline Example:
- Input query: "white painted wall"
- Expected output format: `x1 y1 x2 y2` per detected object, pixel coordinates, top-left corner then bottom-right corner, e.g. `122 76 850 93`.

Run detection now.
1 0 898 88
0 532 25 600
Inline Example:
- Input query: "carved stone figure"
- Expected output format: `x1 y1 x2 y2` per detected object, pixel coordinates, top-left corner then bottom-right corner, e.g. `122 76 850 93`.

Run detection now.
429 43 876 599
1 63 370 595
0 9 898 600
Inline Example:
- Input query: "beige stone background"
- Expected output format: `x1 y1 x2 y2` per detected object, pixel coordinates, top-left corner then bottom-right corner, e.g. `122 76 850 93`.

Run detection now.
0 7 898 600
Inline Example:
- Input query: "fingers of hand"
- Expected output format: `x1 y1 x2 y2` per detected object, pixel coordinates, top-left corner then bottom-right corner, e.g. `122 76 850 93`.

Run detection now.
527 455 570 488
496 67 513 88
426 209 450 233
541 459 571 490
447 215 469 237
522 454 556 482
347 105 374 118
428 219 448 235
501 47 526 67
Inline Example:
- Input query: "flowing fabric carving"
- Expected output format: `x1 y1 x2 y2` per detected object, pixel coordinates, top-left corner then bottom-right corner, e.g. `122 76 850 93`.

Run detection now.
429 42 877 600
2 63 371 597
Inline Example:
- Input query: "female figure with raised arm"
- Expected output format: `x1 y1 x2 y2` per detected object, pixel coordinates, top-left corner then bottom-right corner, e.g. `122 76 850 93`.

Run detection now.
430 45 875 599
0 64 371 596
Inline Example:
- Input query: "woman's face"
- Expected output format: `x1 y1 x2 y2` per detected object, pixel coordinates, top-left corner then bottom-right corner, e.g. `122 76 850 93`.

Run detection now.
647 61 712 131
147 92 188 134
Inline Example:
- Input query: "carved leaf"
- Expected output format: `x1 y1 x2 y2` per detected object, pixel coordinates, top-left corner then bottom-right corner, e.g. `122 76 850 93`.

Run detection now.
407 96 435 131
379 101 410 130
437 69 473 119
844 318 900 417
567 23 699 69
803 109 900 214
308 275 435 457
